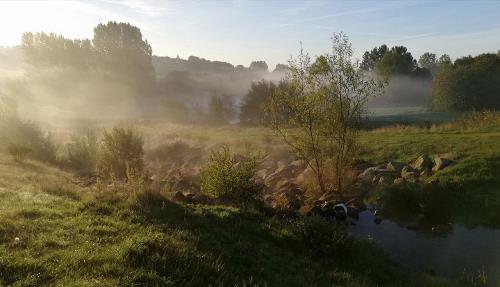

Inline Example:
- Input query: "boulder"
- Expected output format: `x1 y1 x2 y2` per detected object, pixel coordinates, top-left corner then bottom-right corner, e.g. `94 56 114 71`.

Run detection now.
173 191 186 202
401 166 418 182
271 181 304 211
433 156 453 171
377 175 395 185
321 201 339 218
386 162 406 173
420 168 432 177
411 154 433 171
401 171 418 182
358 165 395 183
393 178 406 185
265 165 302 189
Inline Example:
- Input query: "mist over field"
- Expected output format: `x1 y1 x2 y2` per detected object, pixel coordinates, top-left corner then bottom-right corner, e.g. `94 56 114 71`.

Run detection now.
1 1 500 287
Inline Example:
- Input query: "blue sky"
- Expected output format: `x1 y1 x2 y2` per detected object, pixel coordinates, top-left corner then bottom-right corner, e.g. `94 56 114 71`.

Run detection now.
1 0 499 68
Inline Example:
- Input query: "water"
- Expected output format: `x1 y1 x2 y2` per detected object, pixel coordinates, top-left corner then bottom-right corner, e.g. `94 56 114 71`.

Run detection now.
351 211 500 286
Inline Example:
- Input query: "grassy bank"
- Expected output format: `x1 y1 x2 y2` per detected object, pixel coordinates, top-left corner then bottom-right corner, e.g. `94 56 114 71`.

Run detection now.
359 122 500 227
0 153 408 286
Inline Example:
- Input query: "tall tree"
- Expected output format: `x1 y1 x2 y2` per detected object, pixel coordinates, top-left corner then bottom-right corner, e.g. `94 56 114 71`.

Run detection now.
418 52 438 74
93 21 154 92
360 44 388 71
431 53 500 111
249 61 268 71
239 80 277 125
437 54 452 66
375 46 417 76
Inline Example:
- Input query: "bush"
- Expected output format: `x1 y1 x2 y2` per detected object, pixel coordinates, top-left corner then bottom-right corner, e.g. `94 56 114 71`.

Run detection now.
289 216 351 257
0 116 58 164
97 127 144 182
7 144 31 162
200 146 262 207
63 130 98 175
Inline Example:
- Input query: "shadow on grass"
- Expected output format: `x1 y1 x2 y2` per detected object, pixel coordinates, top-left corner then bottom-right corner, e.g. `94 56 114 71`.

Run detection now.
119 190 402 287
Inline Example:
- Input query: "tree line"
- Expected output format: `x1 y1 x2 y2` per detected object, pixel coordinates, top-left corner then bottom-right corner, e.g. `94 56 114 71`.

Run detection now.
238 45 500 125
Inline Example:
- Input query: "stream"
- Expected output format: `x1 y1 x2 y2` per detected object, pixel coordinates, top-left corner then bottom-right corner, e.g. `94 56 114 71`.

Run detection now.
350 211 500 286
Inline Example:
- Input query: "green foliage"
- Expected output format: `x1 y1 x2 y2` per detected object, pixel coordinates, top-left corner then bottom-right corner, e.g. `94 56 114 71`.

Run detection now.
419 52 438 74
207 94 234 125
430 53 500 111
239 79 278 125
266 33 385 194
93 21 154 92
0 115 58 164
97 127 144 182
63 130 98 175
249 60 268 71
360 44 388 72
22 32 94 69
289 216 351 257
375 46 417 76
200 146 262 207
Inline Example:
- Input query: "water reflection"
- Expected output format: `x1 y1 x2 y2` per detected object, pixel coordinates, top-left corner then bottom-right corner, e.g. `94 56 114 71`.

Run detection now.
351 211 500 286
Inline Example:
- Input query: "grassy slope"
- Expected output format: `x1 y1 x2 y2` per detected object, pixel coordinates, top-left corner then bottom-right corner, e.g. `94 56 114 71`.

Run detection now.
0 153 409 287
3 121 496 286
359 128 500 227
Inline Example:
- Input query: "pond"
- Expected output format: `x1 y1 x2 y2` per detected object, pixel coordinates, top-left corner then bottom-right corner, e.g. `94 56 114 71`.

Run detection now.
350 211 500 286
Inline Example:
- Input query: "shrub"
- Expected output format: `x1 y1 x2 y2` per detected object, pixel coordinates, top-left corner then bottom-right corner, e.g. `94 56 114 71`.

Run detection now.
0 116 58 164
7 144 31 162
200 146 262 207
288 216 351 258
63 130 98 175
97 127 144 182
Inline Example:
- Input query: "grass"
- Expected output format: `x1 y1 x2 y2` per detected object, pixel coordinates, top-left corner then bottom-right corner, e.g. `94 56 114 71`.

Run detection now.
0 153 410 286
359 123 500 227
1 111 498 286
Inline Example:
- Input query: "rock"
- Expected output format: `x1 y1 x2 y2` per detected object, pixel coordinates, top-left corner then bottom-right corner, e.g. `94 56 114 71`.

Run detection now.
433 156 453 171
376 174 396 185
265 165 301 189
320 201 339 218
271 181 303 211
401 166 418 182
358 165 395 183
173 191 186 202
411 154 433 171
321 202 347 221
402 171 417 182
386 162 405 172
393 178 406 185
420 168 432 177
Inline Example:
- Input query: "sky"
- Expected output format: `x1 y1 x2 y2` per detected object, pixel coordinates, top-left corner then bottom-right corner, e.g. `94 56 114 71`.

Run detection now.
0 0 499 69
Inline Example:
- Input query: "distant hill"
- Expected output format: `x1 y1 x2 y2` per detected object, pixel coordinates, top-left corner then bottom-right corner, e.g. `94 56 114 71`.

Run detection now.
152 55 286 109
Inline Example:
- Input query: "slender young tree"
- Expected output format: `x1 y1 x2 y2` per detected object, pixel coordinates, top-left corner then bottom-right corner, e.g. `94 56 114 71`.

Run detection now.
266 33 385 195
